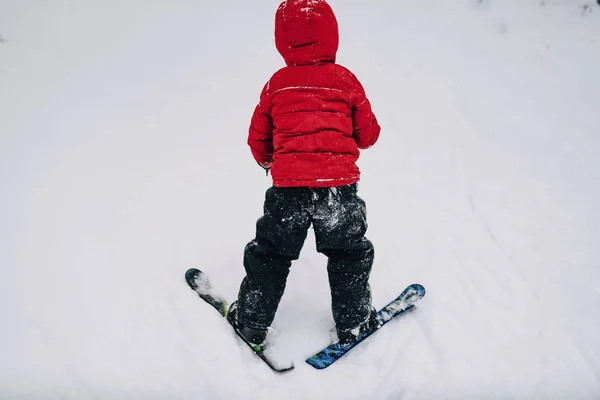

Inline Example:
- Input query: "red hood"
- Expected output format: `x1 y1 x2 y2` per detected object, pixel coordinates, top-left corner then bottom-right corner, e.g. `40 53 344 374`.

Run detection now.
275 0 339 66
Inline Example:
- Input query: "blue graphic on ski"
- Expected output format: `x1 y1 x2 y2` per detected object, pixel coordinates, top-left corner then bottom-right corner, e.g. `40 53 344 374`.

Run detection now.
306 283 426 370
185 268 294 373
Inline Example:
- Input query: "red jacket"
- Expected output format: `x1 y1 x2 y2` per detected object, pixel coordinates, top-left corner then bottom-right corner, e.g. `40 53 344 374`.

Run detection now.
248 0 380 188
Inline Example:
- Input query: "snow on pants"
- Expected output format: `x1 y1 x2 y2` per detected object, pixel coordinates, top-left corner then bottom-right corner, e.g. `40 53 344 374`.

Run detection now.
236 183 375 332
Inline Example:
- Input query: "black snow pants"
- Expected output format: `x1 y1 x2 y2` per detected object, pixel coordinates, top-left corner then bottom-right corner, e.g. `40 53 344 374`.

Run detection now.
236 183 374 332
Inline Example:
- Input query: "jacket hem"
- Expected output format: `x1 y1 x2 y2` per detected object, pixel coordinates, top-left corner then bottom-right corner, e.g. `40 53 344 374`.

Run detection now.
272 175 359 188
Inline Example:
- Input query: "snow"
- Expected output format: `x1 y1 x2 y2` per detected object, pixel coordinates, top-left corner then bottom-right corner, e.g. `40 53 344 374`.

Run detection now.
1 0 600 398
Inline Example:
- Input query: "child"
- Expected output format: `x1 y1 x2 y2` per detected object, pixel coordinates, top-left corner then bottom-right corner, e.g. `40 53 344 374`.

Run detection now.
227 0 381 346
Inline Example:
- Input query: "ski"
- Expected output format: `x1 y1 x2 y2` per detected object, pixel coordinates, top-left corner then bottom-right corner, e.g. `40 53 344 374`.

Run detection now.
305 283 426 370
185 268 294 373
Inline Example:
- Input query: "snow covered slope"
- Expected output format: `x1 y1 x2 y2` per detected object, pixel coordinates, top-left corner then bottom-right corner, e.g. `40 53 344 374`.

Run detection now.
1 0 599 398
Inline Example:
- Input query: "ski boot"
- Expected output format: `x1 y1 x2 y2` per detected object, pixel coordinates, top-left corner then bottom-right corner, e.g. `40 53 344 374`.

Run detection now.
336 307 380 345
227 301 268 348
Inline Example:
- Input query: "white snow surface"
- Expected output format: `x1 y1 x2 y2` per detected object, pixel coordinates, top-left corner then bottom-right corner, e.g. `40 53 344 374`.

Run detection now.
1 0 600 399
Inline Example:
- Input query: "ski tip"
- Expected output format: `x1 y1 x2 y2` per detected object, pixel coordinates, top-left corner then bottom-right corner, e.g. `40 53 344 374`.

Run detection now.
185 268 202 288
408 283 426 297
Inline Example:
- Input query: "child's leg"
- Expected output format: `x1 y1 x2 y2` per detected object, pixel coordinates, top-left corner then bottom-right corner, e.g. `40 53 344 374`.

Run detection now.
236 186 312 332
312 184 375 332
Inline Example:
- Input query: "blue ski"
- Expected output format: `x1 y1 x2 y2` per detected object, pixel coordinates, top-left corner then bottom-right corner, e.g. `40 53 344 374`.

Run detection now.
306 283 426 370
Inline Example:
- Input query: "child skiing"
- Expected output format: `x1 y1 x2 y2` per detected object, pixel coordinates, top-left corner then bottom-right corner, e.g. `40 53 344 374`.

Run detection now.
227 0 381 347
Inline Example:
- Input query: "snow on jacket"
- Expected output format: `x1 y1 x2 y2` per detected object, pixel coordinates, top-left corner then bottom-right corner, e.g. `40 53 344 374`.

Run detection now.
248 0 380 188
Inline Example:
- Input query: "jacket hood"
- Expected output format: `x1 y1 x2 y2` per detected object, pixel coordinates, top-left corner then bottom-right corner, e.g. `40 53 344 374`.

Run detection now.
275 0 339 66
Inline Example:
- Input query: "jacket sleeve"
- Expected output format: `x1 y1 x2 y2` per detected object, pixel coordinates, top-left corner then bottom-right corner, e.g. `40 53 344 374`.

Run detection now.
247 83 274 167
350 78 381 149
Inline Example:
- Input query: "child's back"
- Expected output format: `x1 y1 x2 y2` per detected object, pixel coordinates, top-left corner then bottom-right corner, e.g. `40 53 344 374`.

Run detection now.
248 0 380 187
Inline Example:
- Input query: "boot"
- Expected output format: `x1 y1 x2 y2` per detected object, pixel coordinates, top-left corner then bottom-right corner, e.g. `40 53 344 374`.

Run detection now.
336 307 379 345
227 301 267 346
